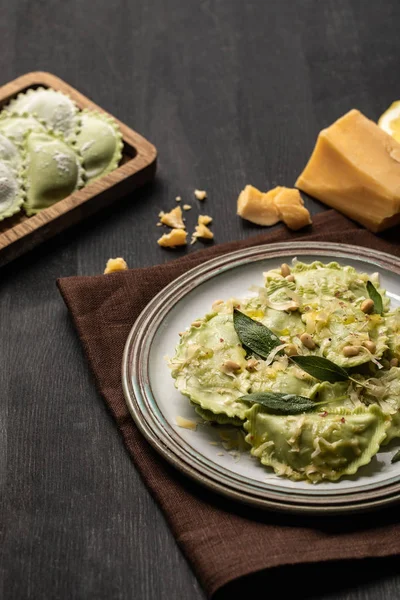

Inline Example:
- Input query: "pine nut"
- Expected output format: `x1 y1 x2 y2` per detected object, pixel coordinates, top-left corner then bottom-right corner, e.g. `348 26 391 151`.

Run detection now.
246 359 259 371
390 358 399 367
281 263 291 277
287 304 299 312
300 333 316 350
361 299 374 314
285 274 295 282
221 360 241 372
192 320 202 327
343 345 360 357
284 344 298 356
362 340 376 353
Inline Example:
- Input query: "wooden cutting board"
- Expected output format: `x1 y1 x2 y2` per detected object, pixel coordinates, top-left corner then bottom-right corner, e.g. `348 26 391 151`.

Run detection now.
0 71 157 268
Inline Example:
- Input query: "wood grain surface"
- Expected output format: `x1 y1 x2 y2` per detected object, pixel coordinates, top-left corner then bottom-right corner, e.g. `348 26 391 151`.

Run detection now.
1 1 400 599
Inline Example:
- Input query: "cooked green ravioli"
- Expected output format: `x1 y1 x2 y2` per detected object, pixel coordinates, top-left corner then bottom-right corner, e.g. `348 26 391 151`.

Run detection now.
170 311 251 421
243 404 389 482
168 261 400 483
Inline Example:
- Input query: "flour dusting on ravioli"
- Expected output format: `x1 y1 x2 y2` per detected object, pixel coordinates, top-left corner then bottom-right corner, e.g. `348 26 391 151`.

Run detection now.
75 110 123 183
23 131 84 215
0 160 24 221
7 88 78 137
0 133 22 169
0 113 46 143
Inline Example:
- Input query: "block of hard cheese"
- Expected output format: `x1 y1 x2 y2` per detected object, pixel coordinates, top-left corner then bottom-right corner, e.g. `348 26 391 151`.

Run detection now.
295 109 400 232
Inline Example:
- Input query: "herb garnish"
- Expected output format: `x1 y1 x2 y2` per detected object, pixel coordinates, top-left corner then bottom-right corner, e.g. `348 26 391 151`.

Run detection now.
240 392 316 414
233 309 350 384
391 449 400 464
291 355 349 383
367 281 383 315
233 309 282 359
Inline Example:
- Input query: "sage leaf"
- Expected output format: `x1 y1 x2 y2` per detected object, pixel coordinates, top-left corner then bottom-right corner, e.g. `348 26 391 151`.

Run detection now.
233 309 281 359
392 449 400 464
240 391 316 414
367 281 383 315
290 355 349 383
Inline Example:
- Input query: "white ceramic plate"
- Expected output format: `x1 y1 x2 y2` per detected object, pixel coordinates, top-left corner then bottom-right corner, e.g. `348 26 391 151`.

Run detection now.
122 242 400 514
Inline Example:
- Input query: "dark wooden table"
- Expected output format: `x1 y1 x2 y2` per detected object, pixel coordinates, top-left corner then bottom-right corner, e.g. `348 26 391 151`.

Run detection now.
2 1 400 598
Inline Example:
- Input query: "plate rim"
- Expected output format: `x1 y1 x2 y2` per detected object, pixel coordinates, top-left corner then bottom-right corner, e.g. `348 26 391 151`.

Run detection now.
122 241 400 515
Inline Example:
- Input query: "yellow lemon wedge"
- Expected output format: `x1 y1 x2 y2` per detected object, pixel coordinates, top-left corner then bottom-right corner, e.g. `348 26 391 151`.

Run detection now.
378 101 400 143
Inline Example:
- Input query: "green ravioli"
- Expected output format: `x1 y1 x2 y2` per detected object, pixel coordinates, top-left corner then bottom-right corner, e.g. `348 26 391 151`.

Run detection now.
244 404 389 482
168 261 400 483
263 261 389 368
0 160 24 221
0 133 21 169
7 87 78 137
0 113 46 143
386 308 400 359
355 366 400 444
170 310 251 421
75 110 123 183
23 131 84 215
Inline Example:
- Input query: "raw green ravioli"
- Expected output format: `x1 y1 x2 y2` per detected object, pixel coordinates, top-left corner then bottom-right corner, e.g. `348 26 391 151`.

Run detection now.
0 113 46 143
0 160 24 221
75 110 123 183
8 88 78 137
0 85 124 222
0 133 22 168
23 131 84 215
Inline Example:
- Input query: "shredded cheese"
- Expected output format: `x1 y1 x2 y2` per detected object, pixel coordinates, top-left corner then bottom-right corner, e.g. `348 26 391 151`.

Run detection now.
175 416 197 431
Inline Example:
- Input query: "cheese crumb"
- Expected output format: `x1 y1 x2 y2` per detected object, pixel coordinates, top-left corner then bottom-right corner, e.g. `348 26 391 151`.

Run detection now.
237 185 281 226
158 228 188 248
273 188 312 230
194 189 207 200
175 196 181 202
160 206 185 229
198 214 212 225
191 223 214 244
156 222 162 226
175 416 197 431
104 257 128 274
183 204 192 210
237 184 312 230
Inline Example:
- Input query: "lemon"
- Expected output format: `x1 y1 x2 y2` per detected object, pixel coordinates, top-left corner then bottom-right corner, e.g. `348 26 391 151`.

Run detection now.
378 101 400 143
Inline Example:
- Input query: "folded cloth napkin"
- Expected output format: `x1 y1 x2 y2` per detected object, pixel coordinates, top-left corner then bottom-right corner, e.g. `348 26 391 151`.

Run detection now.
57 210 400 598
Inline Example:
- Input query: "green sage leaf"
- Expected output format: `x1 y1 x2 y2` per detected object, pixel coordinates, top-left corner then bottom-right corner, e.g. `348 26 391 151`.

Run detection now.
367 281 383 315
240 391 316 414
391 449 400 464
290 355 349 383
233 309 281 359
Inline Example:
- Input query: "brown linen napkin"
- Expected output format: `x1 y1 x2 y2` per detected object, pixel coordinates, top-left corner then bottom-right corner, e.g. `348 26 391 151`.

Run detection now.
57 210 400 598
